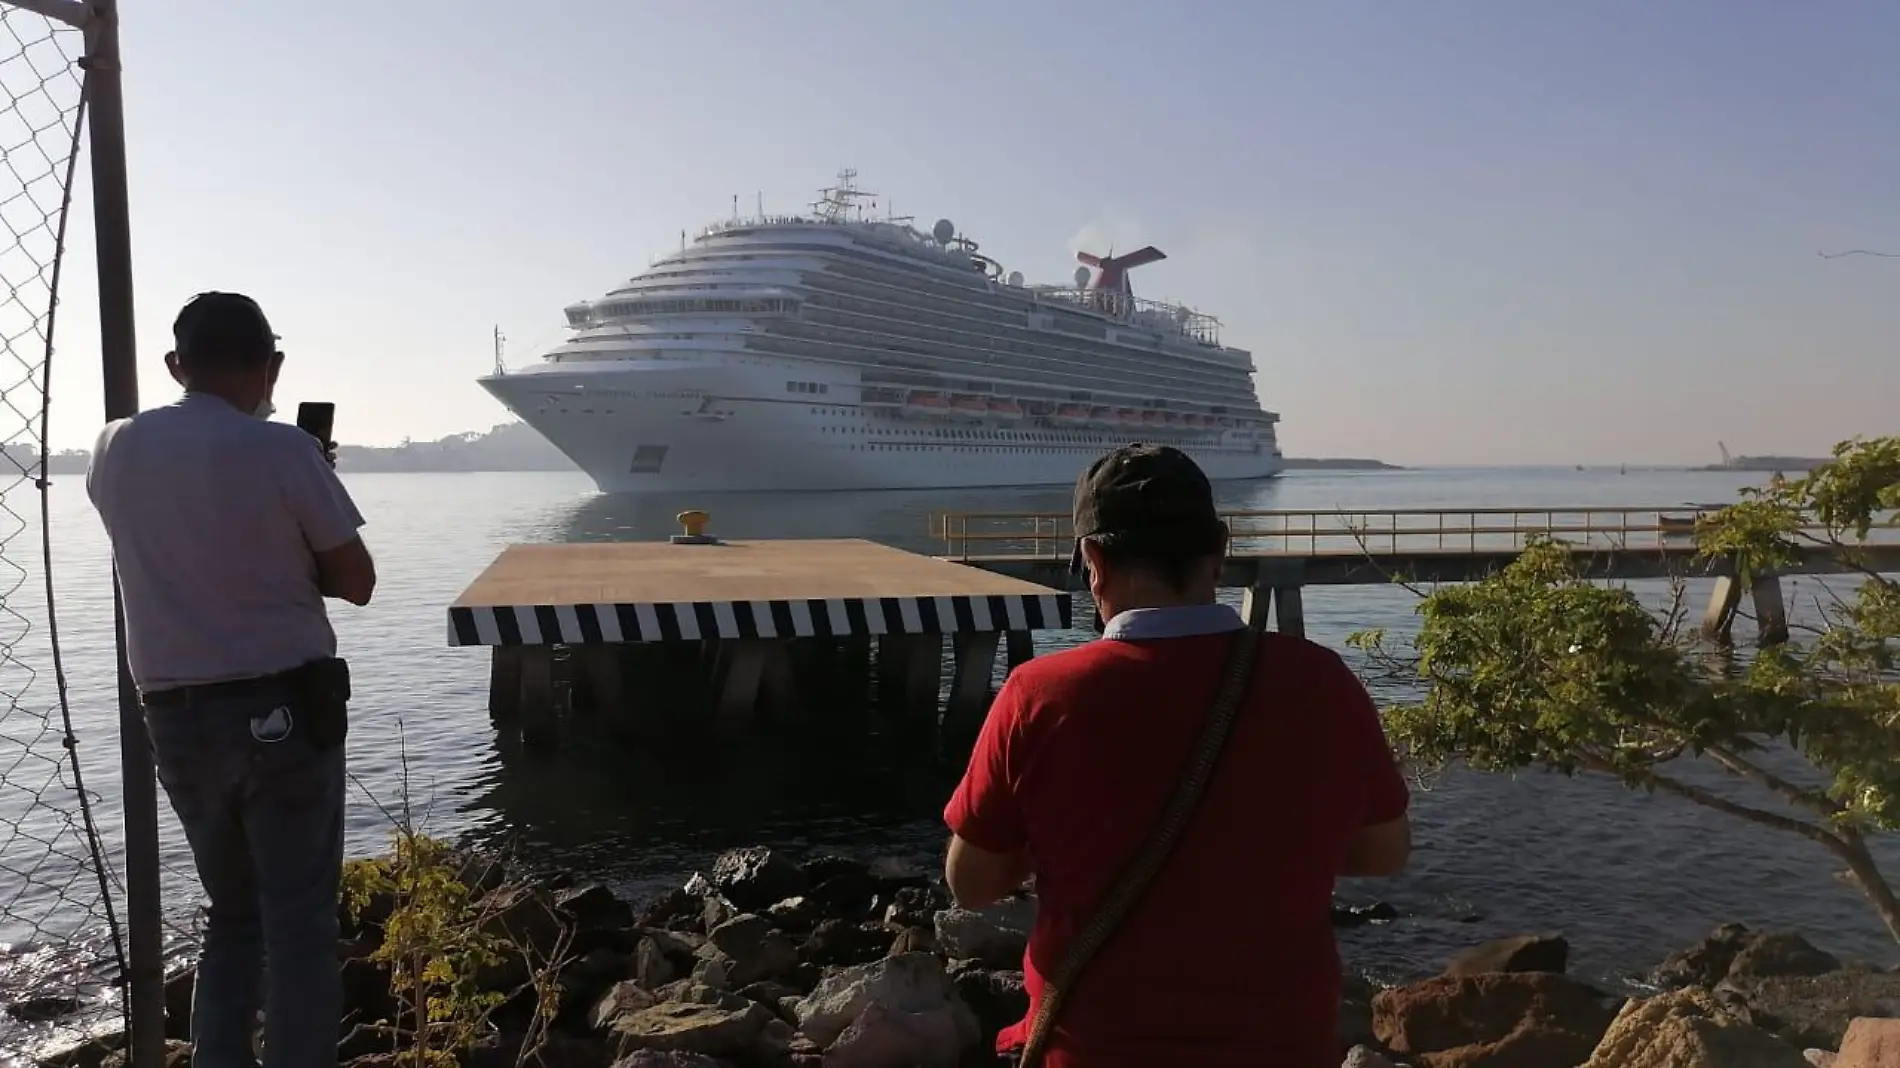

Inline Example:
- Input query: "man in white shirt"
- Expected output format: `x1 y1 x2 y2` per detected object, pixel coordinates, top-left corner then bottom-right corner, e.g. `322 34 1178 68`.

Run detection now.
88 292 376 1068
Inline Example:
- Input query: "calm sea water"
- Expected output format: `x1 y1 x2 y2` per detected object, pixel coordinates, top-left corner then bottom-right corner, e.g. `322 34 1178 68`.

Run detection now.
3 465 1895 1050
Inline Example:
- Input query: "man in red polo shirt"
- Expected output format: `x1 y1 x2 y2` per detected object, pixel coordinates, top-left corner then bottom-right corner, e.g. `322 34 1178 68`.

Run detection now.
943 444 1412 1066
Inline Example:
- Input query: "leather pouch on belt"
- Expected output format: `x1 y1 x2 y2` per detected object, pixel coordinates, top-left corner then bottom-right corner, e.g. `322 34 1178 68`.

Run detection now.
291 657 352 750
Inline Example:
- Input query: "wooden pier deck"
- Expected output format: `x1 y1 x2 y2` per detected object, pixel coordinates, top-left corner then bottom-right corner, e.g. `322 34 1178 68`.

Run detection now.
449 535 1070 748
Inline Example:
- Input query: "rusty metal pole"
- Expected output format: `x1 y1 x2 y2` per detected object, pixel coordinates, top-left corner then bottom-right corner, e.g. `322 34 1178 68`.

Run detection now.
82 2 164 1065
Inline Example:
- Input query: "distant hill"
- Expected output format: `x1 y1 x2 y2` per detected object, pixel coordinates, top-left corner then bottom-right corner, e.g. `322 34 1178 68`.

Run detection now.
1281 457 1402 471
331 421 570 472
1691 455 1830 473
15 423 1398 475
1 443 89 476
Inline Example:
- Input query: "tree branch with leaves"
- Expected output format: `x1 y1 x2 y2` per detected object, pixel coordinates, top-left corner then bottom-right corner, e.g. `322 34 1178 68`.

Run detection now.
1351 435 1900 941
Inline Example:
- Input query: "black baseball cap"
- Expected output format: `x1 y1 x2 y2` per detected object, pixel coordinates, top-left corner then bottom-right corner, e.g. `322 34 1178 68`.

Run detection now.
1070 442 1224 573
172 291 279 364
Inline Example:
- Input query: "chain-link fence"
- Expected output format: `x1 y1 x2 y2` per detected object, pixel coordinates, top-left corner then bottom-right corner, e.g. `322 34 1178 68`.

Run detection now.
0 3 125 1056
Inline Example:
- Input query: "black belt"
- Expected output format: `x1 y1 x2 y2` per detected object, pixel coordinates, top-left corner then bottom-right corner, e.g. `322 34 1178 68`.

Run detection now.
141 667 300 710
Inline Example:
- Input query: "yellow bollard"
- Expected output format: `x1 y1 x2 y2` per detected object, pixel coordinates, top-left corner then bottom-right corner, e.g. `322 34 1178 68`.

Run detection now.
671 510 718 545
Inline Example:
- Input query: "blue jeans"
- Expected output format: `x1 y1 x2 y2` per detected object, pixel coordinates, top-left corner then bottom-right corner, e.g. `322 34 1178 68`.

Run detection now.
145 682 345 1068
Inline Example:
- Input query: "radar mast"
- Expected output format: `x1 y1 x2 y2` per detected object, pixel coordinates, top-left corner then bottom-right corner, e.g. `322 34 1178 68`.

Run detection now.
811 167 877 223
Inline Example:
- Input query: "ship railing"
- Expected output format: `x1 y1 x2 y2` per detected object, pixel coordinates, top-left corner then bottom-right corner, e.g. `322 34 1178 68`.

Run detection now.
929 505 1900 560
695 213 941 247
1025 288 1224 343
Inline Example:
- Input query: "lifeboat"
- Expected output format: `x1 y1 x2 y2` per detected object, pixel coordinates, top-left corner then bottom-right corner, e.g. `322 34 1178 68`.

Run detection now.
950 395 989 420
1088 406 1115 428
989 398 1025 420
1141 411 1163 426
904 391 947 418
1054 403 1091 426
1163 412 1183 426
1116 409 1140 425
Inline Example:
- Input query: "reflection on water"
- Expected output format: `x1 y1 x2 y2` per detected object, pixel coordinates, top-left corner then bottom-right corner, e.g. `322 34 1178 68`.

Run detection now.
456 729 960 905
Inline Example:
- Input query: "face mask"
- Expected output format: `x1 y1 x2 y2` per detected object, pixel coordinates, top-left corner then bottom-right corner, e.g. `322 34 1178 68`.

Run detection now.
253 399 276 420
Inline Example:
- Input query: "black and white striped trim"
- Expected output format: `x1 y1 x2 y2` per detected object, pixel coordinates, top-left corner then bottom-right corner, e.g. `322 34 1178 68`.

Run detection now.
448 593 1072 647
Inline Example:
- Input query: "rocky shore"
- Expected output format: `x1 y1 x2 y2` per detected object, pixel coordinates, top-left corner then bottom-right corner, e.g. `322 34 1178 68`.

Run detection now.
26 846 1900 1068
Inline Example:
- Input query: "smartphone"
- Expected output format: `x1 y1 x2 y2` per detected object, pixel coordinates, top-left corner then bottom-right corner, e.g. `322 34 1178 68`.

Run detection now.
295 401 335 445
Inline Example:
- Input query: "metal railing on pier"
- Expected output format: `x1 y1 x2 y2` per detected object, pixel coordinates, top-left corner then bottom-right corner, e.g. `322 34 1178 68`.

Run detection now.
932 505 1748 560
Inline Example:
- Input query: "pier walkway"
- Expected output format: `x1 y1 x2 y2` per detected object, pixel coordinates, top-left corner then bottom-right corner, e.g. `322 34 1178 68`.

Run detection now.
933 504 1900 642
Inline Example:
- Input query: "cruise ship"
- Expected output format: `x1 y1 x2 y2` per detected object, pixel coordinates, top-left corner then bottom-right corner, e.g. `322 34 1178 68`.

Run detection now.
480 171 1284 493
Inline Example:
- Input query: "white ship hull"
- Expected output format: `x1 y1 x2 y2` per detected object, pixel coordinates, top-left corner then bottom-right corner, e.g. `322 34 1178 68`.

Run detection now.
482 356 1283 494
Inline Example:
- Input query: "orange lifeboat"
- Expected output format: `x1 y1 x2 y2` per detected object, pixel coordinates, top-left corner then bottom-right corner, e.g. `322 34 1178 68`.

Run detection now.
950 395 989 419
904 391 947 417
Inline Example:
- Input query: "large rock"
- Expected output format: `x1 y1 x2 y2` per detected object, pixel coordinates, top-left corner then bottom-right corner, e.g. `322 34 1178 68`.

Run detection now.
1373 972 1619 1068
643 928 706 973
791 952 976 1049
821 1002 965 1068
651 981 754 1011
637 888 706 933
1443 935 1570 978
604 999 780 1061
766 896 824 931
802 919 897 968
807 871 882 923
1727 967 1900 1049
632 935 678 990
593 981 660 1032
1651 925 1839 990
1836 1017 1900 1068
478 884 571 991
555 883 634 929
1580 987 1810 1067
481 884 570 961
1651 923 1756 989
878 886 949 930
705 914 799 987
950 968 1028 1045
610 1054 734 1068
1728 934 1841 983
932 899 1033 969
709 847 809 912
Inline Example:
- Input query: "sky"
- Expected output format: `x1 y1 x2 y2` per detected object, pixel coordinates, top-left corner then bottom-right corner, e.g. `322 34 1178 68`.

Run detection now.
5 0 1898 464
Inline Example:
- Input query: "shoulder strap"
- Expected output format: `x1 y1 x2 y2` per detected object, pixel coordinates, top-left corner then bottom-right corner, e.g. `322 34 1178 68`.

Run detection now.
1017 626 1265 1068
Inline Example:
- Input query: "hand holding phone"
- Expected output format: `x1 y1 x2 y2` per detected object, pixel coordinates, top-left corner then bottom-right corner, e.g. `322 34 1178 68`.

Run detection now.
296 402 337 468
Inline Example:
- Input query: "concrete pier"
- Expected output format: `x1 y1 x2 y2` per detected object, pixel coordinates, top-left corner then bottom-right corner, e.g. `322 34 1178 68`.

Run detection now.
449 531 1071 752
